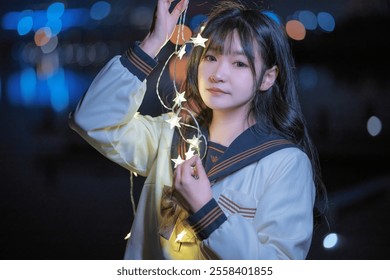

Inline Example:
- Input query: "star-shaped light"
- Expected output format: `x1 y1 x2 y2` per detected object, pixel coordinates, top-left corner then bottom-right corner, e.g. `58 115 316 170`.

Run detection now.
173 91 186 107
165 114 182 129
175 230 187 242
187 135 201 151
190 33 208 48
171 155 185 168
185 148 195 160
177 44 187 60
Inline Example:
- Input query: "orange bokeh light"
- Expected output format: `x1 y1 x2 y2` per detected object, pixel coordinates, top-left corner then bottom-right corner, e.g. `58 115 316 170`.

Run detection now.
34 28 51 46
286 20 306 41
169 56 188 85
169 24 192 45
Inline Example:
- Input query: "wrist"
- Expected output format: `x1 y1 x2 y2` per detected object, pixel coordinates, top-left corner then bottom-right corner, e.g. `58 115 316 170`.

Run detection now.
139 33 166 58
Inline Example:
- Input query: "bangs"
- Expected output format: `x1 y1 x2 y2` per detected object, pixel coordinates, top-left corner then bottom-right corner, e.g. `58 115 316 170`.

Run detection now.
201 18 261 76
201 19 259 73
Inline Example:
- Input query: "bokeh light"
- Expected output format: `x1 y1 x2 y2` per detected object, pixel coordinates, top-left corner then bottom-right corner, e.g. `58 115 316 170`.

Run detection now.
90 1 111 21
323 233 339 249
41 36 59 54
299 65 319 90
367 116 382 137
286 20 306 41
20 67 37 105
317 12 336 32
189 14 207 32
34 27 51 46
298 10 317 30
48 68 69 112
17 16 33 35
47 2 65 21
169 56 188 85
169 24 192 45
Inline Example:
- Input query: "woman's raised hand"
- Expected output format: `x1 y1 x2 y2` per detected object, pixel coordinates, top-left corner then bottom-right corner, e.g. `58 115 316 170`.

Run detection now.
140 0 188 58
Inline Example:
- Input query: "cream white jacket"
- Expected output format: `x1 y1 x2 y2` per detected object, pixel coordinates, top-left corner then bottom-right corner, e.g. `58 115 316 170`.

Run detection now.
70 48 316 260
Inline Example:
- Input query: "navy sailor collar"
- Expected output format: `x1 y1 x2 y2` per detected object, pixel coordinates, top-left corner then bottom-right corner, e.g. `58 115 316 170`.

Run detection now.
170 125 298 183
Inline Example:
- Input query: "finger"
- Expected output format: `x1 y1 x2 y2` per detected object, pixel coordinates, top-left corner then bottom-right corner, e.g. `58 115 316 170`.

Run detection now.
181 155 199 179
174 162 182 187
171 0 189 18
194 156 207 178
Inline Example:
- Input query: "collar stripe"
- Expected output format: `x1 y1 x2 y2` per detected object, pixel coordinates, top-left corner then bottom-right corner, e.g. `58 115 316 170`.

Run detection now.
208 146 225 153
207 139 291 177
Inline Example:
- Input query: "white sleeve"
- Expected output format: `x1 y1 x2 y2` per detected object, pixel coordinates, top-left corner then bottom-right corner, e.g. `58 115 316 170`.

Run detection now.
204 149 316 259
69 56 165 176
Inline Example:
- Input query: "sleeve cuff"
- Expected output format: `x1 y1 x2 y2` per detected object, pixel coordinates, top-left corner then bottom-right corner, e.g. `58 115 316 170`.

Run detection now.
186 198 227 240
120 42 158 81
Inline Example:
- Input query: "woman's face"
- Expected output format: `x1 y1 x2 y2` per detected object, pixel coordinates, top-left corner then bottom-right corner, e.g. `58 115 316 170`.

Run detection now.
197 31 263 120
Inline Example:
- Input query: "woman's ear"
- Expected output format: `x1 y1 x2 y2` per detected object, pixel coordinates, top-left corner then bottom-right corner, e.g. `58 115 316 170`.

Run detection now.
259 66 278 91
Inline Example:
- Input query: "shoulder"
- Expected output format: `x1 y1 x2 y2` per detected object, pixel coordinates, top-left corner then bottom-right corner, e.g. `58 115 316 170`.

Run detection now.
258 147 313 178
263 146 309 164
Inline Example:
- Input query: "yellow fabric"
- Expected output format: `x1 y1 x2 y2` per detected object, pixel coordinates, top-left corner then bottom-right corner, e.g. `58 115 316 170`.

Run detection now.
159 210 203 260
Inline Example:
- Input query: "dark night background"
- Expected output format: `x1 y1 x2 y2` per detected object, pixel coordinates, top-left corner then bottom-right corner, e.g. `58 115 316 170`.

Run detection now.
0 0 389 260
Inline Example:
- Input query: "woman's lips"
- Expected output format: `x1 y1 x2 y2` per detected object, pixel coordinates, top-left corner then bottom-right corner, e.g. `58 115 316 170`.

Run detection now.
207 87 227 95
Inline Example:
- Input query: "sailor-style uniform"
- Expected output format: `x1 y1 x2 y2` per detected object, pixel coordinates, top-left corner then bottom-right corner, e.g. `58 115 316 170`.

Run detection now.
70 43 316 260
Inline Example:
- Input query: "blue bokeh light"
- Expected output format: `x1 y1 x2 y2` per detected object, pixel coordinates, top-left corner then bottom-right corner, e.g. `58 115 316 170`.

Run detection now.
189 14 207 31
47 2 65 21
317 12 336 32
298 10 317 30
2 9 89 33
7 68 90 111
90 1 111 21
17 16 33 35
20 67 37 105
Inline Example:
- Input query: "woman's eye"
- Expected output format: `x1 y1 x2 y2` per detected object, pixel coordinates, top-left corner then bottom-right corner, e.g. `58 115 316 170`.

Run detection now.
204 55 216 61
235 61 248 68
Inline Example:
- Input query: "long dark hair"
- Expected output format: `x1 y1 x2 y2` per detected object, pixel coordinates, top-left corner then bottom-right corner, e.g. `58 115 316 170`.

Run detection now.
181 0 328 224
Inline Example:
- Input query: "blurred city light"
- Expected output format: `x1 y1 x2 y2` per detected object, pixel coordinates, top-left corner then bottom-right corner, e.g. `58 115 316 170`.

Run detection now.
189 14 207 32
298 10 317 30
367 116 382 137
90 1 111 21
299 65 319 90
169 24 192 45
286 20 306 40
317 12 336 32
323 233 339 249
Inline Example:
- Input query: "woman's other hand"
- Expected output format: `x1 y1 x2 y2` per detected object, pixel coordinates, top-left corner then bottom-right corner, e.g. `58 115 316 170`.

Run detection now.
173 155 213 213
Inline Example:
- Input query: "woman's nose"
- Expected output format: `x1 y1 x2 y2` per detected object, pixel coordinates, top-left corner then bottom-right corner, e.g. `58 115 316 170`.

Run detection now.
209 73 225 83
209 61 226 83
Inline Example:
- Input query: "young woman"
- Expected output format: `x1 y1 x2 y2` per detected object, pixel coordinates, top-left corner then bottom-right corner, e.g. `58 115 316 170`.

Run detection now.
70 0 327 259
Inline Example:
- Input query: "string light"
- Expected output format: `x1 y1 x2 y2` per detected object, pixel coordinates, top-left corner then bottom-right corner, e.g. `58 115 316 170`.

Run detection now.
153 1 209 167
